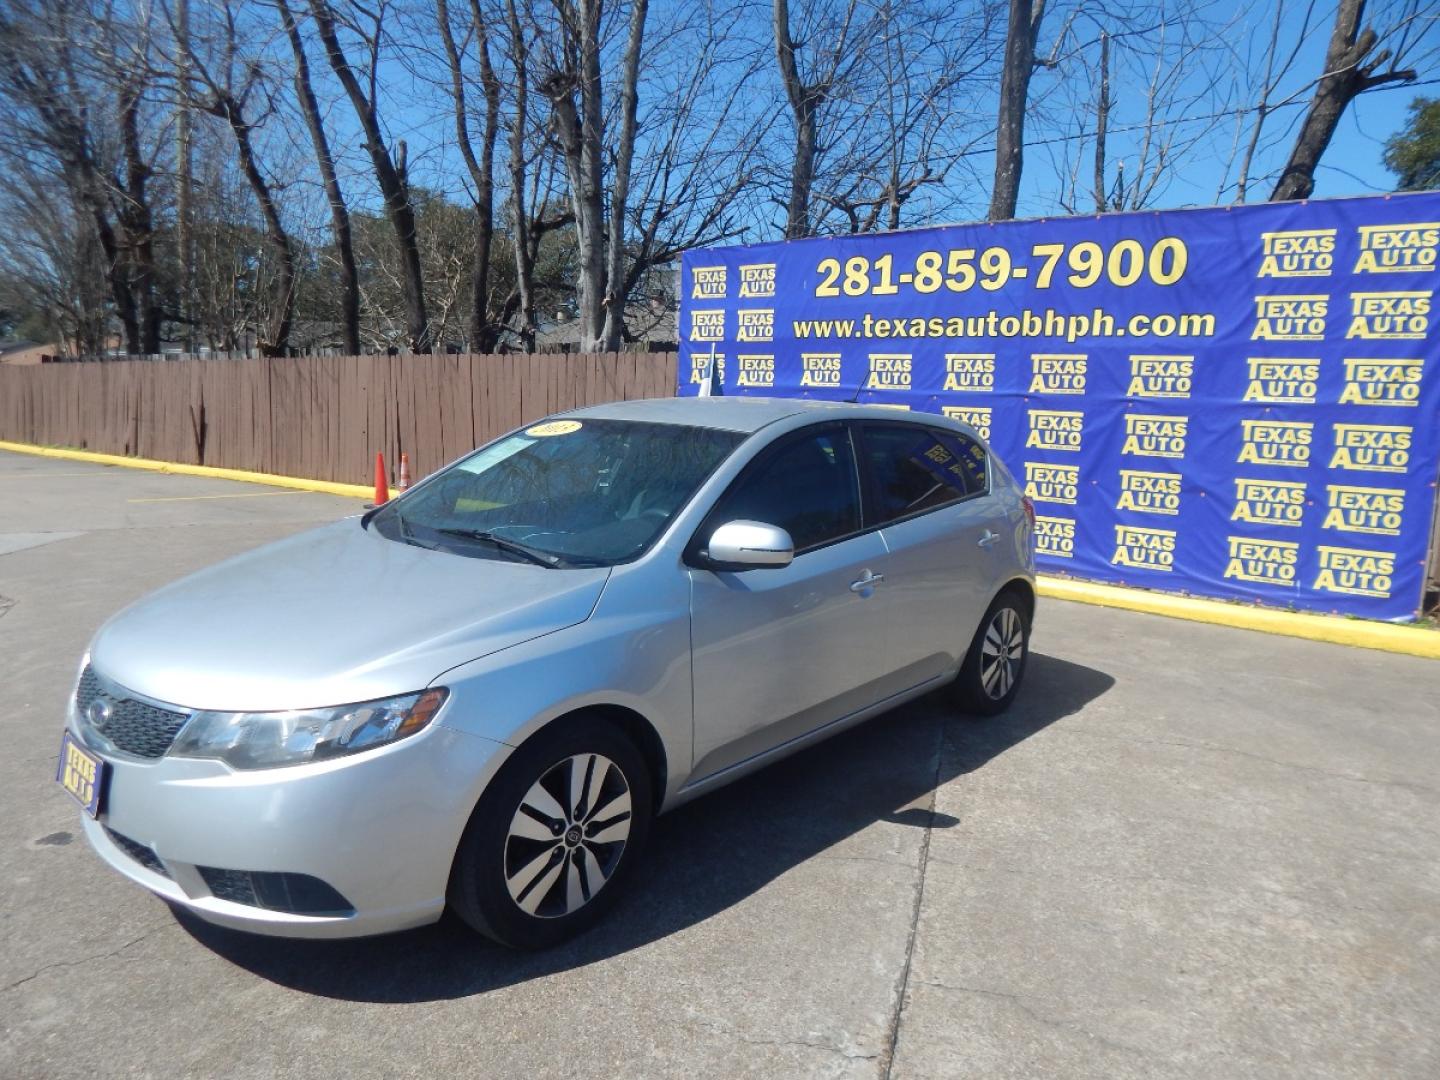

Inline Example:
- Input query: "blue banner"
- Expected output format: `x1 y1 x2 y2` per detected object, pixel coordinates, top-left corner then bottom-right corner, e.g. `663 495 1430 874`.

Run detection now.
679 193 1440 619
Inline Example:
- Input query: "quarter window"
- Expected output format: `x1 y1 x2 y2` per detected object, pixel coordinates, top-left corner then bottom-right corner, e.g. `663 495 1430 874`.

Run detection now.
862 425 987 523
708 428 861 552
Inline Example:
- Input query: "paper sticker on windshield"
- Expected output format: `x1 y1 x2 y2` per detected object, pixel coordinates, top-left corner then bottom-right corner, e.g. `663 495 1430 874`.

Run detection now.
525 420 582 437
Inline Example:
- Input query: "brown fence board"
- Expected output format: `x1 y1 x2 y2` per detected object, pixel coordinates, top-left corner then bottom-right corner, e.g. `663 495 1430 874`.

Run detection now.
0 351 678 483
335 355 364 486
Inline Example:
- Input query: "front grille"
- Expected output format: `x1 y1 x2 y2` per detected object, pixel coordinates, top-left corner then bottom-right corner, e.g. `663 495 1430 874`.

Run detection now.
76 666 190 758
104 827 171 879
198 866 353 916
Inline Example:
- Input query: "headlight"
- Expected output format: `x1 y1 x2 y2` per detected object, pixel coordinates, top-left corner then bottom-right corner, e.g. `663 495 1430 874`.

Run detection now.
169 688 448 770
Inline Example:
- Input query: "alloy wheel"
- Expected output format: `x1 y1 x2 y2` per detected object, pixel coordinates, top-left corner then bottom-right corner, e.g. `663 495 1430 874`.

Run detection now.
503 753 632 919
980 607 1024 700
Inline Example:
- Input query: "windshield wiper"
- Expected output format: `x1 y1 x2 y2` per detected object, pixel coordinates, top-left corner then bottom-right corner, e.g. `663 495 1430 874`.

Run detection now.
393 506 415 541
435 527 565 568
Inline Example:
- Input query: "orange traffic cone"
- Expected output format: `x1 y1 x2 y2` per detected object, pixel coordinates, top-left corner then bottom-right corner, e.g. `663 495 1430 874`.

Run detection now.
374 452 389 505
399 452 411 491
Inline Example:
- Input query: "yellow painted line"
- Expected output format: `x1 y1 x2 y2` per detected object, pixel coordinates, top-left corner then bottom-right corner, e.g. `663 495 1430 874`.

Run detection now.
0 441 392 500
127 490 309 504
1038 576 1440 661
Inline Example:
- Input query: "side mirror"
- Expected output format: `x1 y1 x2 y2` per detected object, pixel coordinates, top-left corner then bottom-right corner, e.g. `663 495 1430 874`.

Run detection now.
704 520 795 570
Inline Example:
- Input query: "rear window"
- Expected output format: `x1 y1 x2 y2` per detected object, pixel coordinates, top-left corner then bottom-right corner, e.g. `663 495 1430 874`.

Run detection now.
861 424 988 524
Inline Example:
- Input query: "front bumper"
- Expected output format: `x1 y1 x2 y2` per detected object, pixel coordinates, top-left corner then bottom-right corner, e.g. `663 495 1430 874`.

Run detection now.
73 719 510 939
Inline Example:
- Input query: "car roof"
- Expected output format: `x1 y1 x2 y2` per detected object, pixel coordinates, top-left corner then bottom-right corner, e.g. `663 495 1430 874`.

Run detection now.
565 396 932 434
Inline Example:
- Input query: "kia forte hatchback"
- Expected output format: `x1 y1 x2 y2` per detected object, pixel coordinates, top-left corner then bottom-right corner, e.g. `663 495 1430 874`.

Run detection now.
59 397 1036 948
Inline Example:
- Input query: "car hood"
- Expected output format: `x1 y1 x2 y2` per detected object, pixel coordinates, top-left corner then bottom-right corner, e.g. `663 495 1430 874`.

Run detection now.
88 518 610 711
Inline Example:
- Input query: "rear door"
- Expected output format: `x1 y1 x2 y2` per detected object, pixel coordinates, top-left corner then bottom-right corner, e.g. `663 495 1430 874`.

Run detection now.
687 423 891 780
856 422 1002 675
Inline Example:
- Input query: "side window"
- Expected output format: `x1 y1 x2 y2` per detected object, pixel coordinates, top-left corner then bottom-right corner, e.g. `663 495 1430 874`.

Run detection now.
708 428 861 552
862 424 988 524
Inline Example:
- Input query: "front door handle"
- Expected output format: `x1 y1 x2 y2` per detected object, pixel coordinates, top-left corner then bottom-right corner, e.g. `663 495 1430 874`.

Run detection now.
849 570 885 593
978 530 1001 548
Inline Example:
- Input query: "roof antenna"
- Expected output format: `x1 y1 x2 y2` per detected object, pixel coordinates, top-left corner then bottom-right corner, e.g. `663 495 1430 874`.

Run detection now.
845 372 865 404
698 342 722 398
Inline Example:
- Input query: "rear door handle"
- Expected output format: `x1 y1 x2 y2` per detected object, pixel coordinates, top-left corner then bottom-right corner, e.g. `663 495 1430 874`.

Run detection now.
978 530 1001 548
849 570 885 593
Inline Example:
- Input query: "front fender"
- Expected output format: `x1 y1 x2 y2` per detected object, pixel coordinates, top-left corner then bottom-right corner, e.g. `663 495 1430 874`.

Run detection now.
428 560 694 808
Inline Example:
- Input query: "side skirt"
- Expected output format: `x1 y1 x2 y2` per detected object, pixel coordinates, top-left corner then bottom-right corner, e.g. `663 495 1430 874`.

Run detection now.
662 670 956 813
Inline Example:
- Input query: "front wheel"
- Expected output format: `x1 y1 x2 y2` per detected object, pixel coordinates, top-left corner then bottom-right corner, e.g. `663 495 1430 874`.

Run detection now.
448 718 652 949
954 590 1030 716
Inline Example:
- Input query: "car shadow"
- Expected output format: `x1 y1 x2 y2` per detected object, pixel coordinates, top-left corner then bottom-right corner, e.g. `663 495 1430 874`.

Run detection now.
172 652 1113 1002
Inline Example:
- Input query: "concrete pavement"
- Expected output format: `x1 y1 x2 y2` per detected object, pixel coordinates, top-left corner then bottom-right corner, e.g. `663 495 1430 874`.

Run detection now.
0 450 1436 1078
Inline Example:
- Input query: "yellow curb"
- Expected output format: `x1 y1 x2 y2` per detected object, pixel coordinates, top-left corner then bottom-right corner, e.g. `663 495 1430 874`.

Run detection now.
0 441 391 501
1038 576 1440 660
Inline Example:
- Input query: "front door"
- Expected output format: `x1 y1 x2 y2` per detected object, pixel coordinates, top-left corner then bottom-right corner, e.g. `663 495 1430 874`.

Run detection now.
688 424 891 780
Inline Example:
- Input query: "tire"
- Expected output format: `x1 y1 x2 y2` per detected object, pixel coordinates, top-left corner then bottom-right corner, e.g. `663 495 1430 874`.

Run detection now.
954 588 1030 717
448 717 653 949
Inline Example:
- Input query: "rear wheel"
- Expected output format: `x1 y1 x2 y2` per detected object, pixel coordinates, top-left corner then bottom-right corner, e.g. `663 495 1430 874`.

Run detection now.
954 589 1030 716
449 718 652 949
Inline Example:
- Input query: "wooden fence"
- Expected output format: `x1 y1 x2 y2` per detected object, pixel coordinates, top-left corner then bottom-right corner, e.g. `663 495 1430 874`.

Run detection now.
0 352 680 485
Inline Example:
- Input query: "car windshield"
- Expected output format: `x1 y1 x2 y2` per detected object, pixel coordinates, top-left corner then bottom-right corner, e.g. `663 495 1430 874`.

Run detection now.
370 418 743 566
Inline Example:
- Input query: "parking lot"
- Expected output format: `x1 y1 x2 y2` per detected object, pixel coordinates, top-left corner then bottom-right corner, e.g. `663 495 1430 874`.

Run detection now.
1 448 1437 1079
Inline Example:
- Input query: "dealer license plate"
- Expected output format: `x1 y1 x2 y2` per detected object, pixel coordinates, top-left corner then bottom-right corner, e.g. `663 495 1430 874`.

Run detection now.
56 731 107 818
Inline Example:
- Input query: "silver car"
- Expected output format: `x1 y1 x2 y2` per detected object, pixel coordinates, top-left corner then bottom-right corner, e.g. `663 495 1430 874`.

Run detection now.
58 397 1036 948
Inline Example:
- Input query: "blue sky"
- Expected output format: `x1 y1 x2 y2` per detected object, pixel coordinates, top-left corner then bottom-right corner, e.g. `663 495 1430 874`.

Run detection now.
1005 0 1437 219
1105 72 1423 209
277 0 1434 242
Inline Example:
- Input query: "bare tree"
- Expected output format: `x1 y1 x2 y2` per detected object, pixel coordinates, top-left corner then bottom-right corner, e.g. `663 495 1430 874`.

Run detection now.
307 0 431 351
618 4 771 288
537 0 606 351
772 0 870 238
814 1 1001 233
116 67 164 352
97 3 169 353
530 0 764 346
0 154 112 356
1215 1 1319 203
424 0 576 351
1272 0 1427 201
1040 5 1239 215
1093 29 1110 210
176 0 196 351
773 0 821 238
989 0 1047 220
534 0 649 352
169 0 296 356
12 0 1440 367
188 123 274 351
0 0 162 354
867 4 993 230
600 0 647 350
277 0 360 354
436 0 503 351
502 0 538 349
